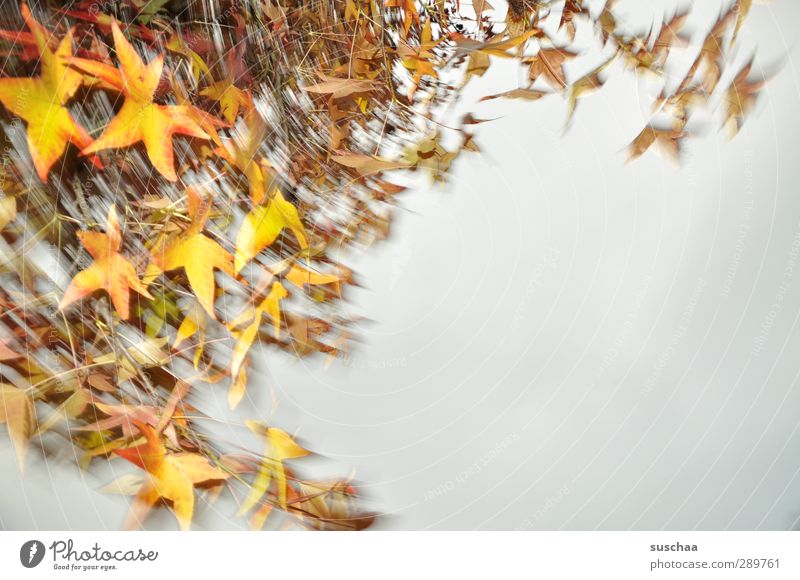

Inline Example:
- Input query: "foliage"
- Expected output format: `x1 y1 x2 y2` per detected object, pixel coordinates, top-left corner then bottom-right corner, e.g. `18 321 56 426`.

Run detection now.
0 0 764 529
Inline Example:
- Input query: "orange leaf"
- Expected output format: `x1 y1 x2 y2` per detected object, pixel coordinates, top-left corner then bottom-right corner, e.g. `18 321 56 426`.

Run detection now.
72 21 210 181
115 421 228 530
59 206 153 320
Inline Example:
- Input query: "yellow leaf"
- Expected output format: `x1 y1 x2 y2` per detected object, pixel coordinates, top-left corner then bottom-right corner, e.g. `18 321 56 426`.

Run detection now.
115 422 228 530
229 282 288 408
35 388 88 434
0 5 93 181
0 383 35 470
234 190 307 274
149 188 233 318
200 80 250 124
239 422 310 511
0 197 16 231
228 360 249 410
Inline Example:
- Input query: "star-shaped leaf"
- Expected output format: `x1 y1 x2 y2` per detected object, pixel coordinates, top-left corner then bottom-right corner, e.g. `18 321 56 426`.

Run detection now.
147 187 233 318
228 281 287 408
59 206 153 320
526 47 578 90
115 421 228 530
70 21 210 181
234 189 307 274
238 421 309 514
200 79 251 124
0 4 94 181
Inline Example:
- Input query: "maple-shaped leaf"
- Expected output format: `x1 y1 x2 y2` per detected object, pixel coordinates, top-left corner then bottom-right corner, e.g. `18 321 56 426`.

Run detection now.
0 4 94 181
228 281 288 408
723 60 766 136
70 21 210 181
526 47 578 90
200 68 252 124
216 112 274 204
650 10 690 57
0 382 35 470
238 421 310 514
627 124 685 163
697 8 736 94
234 189 308 274
166 32 210 83
566 56 616 123
200 80 249 124
148 187 233 318
115 421 228 530
59 206 153 320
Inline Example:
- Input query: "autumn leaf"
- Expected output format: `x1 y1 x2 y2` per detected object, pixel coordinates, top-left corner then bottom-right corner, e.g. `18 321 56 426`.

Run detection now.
697 8 736 94
0 196 15 231
565 56 616 123
115 421 228 530
0 382 35 469
92 335 170 385
35 388 89 435
147 187 233 318
474 29 537 58
733 0 753 41
559 0 585 40
216 112 273 204
59 206 153 320
479 88 549 102
0 4 94 181
464 52 490 84
166 33 210 83
627 125 685 163
173 300 206 349
70 21 210 181
239 421 309 514
200 78 251 124
650 10 690 56
234 190 308 274
331 153 410 177
303 73 378 100
723 60 766 136
228 281 288 408
527 47 578 90
385 0 420 37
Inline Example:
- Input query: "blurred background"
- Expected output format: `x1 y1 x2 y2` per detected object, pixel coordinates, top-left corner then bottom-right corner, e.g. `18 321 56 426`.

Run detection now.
3 0 800 530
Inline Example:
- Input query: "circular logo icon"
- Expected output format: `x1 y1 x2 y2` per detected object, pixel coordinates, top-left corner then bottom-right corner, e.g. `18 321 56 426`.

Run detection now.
20 540 45 568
